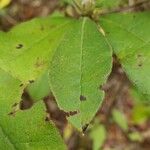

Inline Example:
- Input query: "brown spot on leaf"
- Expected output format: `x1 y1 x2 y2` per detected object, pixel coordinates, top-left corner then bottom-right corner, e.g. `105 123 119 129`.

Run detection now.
8 111 15 116
80 95 87 101
138 63 143 67
20 83 24 87
12 102 18 108
65 111 78 117
137 54 142 57
29 80 34 83
8 102 20 116
16 44 23 49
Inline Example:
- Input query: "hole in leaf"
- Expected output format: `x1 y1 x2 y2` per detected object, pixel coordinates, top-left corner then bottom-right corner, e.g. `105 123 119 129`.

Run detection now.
20 91 33 110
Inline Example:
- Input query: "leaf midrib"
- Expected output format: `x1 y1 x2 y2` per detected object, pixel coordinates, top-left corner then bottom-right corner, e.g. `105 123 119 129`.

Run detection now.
79 18 86 113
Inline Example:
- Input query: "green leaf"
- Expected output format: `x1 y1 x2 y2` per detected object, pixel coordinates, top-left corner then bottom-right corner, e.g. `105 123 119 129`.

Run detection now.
0 16 72 83
128 132 142 142
90 124 106 150
130 86 150 103
49 18 112 130
130 87 150 124
0 69 66 150
112 109 128 132
100 12 150 95
132 104 150 124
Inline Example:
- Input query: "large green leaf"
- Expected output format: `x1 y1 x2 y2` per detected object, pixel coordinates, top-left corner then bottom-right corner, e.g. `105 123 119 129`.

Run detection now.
0 69 66 150
100 11 150 95
0 16 72 83
49 18 112 130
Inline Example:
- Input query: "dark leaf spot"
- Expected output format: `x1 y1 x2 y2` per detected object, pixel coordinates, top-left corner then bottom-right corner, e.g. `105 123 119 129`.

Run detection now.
137 54 142 57
29 80 34 83
138 63 143 67
16 44 23 49
8 112 14 116
80 95 87 101
8 103 19 116
45 117 49 121
20 83 24 87
69 111 78 116
65 111 78 117
82 124 89 133
12 102 18 108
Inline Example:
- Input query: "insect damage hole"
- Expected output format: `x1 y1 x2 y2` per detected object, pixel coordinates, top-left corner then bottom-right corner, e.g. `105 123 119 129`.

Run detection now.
20 91 33 110
82 124 89 133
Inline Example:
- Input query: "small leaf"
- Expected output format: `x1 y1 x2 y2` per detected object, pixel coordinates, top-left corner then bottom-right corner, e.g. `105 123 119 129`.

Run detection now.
128 132 143 142
90 124 106 150
112 109 128 132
